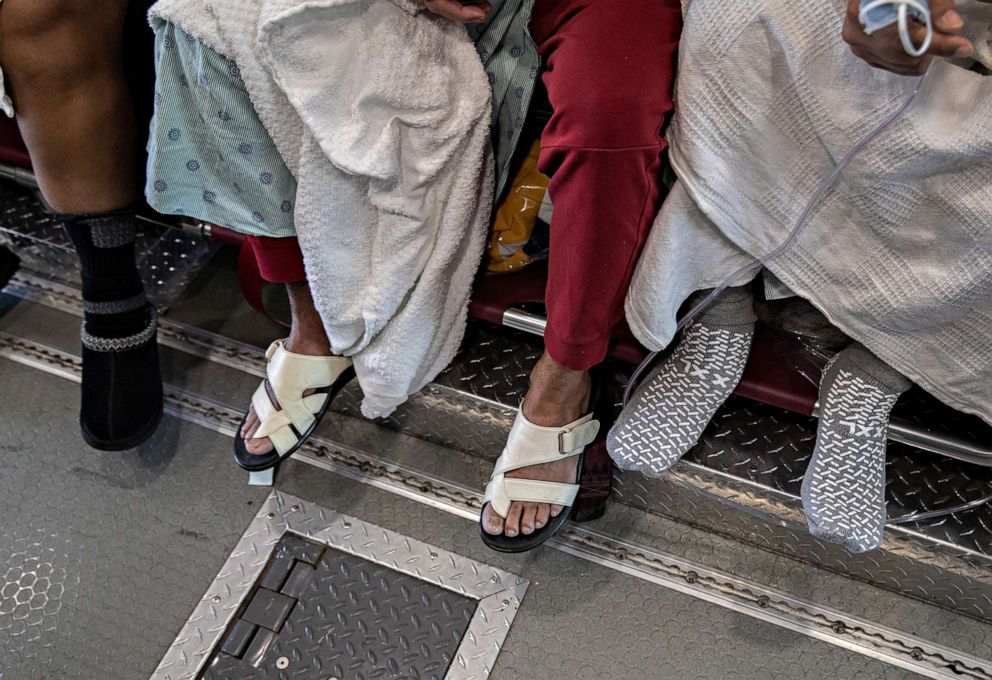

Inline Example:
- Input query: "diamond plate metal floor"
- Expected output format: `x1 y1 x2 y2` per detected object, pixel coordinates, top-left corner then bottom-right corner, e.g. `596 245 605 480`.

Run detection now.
0 359 270 679
3 235 992 678
201 537 478 680
183 500 528 680
0 357 926 680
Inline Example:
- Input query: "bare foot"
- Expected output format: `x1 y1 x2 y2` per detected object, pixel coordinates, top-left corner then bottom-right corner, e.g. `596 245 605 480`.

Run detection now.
240 382 319 456
241 281 333 456
482 352 592 538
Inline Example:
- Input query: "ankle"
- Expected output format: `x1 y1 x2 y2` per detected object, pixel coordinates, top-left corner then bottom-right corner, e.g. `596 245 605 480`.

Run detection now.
523 354 591 425
285 328 331 356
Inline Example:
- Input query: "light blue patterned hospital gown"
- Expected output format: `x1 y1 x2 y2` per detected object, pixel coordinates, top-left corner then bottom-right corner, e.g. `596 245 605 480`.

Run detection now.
146 22 298 238
147 5 541 238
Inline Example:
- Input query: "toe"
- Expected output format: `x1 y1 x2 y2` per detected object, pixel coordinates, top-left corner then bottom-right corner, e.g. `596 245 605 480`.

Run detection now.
519 503 538 535
244 429 274 456
550 504 564 518
535 504 551 530
241 410 257 438
240 407 276 456
482 504 505 536
504 502 523 538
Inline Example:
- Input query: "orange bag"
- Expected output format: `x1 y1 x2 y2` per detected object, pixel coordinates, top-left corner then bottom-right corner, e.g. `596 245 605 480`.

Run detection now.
488 139 552 273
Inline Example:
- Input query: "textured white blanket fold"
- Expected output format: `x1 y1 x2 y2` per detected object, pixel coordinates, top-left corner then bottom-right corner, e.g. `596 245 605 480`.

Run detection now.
151 0 493 418
628 0 992 423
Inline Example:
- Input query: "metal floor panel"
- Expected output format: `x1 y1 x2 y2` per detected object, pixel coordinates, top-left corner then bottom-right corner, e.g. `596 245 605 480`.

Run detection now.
271 451 923 680
591 500 992 663
615 402 992 620
5 317 991 676
202 542 478 680
159 493 525 680
0 182 218 310
0 356 931 680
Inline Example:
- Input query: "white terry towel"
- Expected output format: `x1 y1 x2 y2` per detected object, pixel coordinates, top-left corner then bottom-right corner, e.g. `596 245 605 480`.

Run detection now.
151 0 494 418
626 0 992 424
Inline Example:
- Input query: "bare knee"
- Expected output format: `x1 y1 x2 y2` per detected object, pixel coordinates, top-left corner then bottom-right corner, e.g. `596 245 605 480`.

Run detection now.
0 0 126 84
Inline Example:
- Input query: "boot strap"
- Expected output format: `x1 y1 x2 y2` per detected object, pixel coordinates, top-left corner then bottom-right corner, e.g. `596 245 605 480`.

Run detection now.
82 292 148 315
81 307 158 353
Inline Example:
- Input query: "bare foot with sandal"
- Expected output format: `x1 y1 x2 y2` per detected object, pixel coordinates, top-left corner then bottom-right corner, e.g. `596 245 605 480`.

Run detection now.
234 280 354 471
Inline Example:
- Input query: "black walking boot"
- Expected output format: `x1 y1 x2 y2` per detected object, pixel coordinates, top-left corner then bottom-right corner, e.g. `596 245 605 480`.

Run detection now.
59 208 163 450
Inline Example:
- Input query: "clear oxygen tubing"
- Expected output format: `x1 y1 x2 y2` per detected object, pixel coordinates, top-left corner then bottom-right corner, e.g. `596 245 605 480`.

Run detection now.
621 75 928 407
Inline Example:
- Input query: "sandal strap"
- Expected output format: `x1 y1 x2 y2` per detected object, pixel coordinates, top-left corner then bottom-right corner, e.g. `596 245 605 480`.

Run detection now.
483 474 581 519
503 478 580 506
265 340 351 387
483 407 599 518
266 341 351 419
494 409 600 475
247 340 353 455
251 383 300 455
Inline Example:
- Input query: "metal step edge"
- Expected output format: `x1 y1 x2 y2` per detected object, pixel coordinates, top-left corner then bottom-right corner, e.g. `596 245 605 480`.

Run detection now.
10 269 991 464
7 271 992 623
0 330 989 680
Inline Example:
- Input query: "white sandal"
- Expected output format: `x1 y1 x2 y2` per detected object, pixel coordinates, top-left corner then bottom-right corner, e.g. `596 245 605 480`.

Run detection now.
480 405 600 552
234 340 354 471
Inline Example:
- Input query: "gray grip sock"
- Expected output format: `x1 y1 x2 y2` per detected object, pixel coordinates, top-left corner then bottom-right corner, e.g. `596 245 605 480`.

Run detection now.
801 343 912 553
607 286 756 477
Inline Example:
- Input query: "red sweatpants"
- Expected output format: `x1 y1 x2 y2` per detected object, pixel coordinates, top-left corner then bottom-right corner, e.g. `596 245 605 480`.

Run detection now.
532 0 682 371
246 235 307 284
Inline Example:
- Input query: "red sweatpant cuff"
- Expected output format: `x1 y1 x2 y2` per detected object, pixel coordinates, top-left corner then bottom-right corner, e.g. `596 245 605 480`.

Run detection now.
246 235 307 284
543 324 610 372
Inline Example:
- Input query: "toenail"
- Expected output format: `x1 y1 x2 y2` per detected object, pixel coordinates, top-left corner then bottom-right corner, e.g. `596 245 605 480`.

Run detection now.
506 529 517 537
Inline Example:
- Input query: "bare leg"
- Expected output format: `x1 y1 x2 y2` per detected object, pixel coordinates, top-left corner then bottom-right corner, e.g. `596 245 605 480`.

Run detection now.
0 2 164 450
241 281 333 455
0 0 138 212
482 352 591 537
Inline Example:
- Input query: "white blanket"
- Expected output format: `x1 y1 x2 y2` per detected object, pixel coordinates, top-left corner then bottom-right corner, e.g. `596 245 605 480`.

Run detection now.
151 0 493 418
627 0 992 423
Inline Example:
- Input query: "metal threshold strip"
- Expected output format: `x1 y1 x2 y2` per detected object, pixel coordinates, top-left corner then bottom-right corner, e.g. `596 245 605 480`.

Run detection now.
10 273 992 468
1 331 990 680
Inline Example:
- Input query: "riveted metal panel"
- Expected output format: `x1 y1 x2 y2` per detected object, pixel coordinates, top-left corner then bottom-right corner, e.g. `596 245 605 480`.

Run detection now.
152 492 528 680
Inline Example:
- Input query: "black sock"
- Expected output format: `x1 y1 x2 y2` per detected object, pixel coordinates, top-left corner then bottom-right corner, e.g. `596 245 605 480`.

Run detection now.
58 207 150 339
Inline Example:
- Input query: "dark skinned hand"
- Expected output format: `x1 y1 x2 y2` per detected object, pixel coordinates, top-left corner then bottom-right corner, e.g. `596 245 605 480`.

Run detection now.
842 0 974 75
421 0 493 23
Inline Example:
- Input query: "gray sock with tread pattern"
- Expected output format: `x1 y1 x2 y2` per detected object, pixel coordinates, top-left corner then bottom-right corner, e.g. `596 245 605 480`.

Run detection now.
607 286 755 477
801 343 912 553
